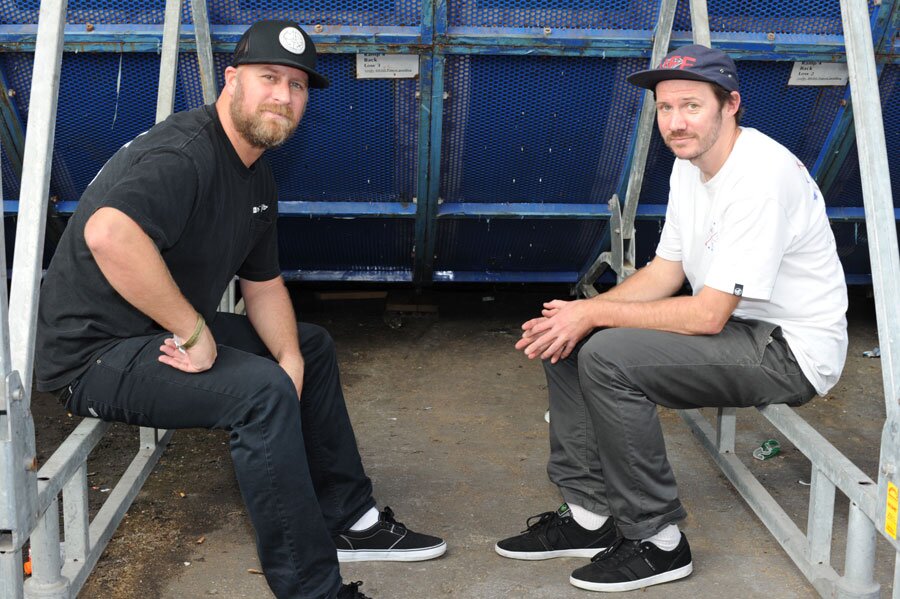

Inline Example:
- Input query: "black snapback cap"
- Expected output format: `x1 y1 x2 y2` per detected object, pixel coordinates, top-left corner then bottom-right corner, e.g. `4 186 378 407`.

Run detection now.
232 20 329 89
627 44 739 93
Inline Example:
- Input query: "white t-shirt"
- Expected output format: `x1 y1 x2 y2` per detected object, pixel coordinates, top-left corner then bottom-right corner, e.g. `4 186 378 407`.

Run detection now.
656 127 848 395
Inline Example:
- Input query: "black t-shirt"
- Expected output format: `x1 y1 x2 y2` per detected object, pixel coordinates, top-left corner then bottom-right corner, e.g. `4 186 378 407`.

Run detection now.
35 104 280 391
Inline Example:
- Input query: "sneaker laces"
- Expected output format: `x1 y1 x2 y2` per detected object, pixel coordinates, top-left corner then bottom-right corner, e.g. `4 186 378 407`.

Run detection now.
380 506 408 533
590 537 642 565
341 580 373 599
522 510 565 536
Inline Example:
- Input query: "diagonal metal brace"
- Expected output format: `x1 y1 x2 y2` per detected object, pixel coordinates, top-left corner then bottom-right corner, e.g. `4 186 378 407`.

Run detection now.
577 194 635 297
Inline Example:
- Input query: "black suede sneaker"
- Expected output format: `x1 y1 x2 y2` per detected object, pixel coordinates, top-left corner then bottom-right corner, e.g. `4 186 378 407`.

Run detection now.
337 580 373 599
495 503 618 560
569 533 693 592
333 507 447 562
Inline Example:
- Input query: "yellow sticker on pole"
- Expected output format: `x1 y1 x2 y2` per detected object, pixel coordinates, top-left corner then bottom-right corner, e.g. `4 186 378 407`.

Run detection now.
886 482 899 539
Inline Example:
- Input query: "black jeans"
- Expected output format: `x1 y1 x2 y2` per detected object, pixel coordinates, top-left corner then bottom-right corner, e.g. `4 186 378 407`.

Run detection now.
64 313 375 599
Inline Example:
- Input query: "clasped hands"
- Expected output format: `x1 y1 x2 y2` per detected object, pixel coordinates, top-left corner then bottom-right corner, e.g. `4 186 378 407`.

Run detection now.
515 299 597 364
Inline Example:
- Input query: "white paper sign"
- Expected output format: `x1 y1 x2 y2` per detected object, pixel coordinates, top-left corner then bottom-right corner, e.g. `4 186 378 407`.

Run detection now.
788 62 849 86
356 54 419 79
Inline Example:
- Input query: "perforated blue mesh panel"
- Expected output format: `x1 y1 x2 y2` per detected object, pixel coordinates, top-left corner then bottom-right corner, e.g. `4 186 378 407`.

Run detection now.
671 0 878 35
1 51 416 204
0 0 167 24
639 60 845 205
441 54 645 204
0 151 15 201
0 52 208 203
830 63 899 208
267 54 419 203
448 0 659 30
0 0 422 26
433 218 606 276
278 218 413 272
0 54 29 201
208 1 422 27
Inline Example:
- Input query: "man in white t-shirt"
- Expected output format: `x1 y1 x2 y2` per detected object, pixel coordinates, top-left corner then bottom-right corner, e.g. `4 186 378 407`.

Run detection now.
493 44 848 593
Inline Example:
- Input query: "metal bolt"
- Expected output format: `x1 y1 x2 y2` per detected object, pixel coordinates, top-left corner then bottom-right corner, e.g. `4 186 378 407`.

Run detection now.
883 463 896 476
85 23 94 32
314 24 323 33
415 91 420 98
11 386 23 401
412 197 417 204
443 91 450 100
543 27 552 36
7 88 15 98
840 99 848 107
766 32 775 41
25 457 37 472
437 198 444 205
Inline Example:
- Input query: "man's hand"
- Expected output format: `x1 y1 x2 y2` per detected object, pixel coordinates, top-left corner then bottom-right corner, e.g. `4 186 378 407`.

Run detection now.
515 299 596 363
159 325 217 372
278 354 305 399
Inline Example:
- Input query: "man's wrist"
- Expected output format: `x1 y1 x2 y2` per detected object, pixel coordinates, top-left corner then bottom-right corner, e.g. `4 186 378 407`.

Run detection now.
174 313 205 350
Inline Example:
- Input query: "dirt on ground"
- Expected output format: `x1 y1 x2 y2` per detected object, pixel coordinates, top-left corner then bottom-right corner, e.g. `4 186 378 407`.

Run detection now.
26 285 886 598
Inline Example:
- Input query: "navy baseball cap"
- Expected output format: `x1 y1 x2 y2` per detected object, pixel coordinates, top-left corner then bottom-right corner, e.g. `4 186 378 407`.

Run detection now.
627 44 739 93
231 20 329 88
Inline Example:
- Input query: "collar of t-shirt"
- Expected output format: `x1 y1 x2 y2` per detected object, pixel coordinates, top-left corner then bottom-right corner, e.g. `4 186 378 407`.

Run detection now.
206 104 257 180
699 126 751 196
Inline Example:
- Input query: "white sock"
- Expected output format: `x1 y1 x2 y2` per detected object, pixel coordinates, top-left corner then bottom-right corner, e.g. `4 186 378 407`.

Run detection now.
568 503 608 531
349 507 379 531
644 524 680 551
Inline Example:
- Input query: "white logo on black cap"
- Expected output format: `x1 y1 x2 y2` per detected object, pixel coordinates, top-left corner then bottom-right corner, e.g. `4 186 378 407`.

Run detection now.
279 27 306 55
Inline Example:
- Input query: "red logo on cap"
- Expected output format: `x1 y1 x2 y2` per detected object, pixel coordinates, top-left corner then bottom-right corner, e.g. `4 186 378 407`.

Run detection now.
658 55 697 70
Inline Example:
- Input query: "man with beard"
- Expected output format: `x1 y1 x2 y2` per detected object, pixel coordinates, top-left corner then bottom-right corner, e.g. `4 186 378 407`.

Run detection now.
35 20 445 599
494 45 847 592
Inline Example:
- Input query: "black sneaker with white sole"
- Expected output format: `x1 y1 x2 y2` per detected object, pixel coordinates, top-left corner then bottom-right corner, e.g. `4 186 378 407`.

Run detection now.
337 580 373 599
569 533 693 592
332 507 447 562
495 503 618 560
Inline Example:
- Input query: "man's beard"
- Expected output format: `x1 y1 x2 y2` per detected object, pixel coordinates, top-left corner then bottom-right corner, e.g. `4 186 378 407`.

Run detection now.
230 81 299 150
664 109 723 162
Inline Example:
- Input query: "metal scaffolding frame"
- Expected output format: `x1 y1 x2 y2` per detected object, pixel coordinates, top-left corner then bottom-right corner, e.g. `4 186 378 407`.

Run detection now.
0 1 897 597
673 1 898 597
0 0 217 597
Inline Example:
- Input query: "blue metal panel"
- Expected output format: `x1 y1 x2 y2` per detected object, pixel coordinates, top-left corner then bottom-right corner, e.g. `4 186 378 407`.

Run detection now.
277 217 414 273
828 63 899 208
0 0 895 284
414 52 441 285
279 201 416 217
0 64 24 186
671 0 879 35
433 218 607 274
447 0 660 30
1 51 418 205
0 0 423 27
207 0 423 27
267 54 420 203
439 54 645 206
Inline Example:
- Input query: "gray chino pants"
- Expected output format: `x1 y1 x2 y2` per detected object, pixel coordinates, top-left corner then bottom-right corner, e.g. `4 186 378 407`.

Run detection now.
545 317 817 540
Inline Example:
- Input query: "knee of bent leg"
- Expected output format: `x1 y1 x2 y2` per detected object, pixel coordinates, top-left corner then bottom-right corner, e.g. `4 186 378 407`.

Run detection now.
237 363 299 420
298 322 337 361
576 329 627 381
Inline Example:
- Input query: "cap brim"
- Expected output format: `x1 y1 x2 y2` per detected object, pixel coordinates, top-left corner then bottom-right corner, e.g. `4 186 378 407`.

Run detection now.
626 69 718 91
233 57 330 89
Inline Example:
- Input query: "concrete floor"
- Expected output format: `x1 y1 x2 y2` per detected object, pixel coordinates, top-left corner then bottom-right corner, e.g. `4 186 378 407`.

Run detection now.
65 287 892 598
